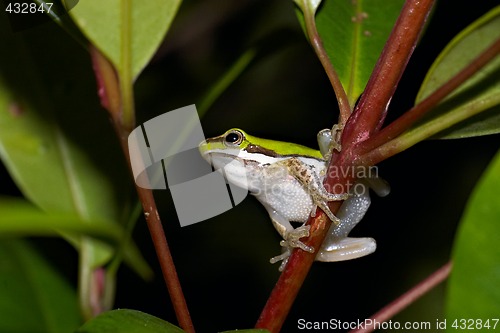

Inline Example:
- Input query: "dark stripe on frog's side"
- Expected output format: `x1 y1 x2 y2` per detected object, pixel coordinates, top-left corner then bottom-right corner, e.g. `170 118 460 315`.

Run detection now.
245 144 324 161
246 144 279 157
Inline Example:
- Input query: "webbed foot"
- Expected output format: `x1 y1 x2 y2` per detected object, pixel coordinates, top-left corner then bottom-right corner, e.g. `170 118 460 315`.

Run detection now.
316 237 376 262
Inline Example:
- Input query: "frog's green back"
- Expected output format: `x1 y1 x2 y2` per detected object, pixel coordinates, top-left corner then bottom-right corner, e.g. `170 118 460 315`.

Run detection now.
243 131 323 159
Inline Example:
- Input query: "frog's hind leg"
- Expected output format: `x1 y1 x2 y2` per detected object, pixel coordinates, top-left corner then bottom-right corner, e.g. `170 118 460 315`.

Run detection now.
315 182 376 262
261 203 313 270
261 203 311 250
316 237 376 262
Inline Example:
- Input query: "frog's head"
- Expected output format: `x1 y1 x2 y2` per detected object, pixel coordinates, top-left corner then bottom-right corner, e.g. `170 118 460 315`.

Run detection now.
199 128 323 192
198 129 256 189
200 128 321 165
199 128 250 166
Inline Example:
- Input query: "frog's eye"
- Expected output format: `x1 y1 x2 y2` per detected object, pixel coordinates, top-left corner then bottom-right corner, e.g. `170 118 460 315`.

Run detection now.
225 130 244 146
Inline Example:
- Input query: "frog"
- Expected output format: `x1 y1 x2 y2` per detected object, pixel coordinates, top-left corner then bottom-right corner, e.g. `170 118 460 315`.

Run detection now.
199 128 389 270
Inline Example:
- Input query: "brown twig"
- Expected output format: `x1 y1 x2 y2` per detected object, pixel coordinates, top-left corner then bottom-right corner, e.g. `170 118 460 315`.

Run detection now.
135 187 195 333
301 0 351 125
256 206 341 333
89 45 195 333
255 1 435 331
349 262 452 333
341 0 435 150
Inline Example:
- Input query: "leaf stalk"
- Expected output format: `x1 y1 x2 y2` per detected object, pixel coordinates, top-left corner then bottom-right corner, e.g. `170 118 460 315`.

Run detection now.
301 0 352 125
256 1 436 331
357 36 500 165
349 262 452 333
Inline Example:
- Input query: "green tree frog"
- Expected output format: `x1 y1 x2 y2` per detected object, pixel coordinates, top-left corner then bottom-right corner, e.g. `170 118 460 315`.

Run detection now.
199 128 389 270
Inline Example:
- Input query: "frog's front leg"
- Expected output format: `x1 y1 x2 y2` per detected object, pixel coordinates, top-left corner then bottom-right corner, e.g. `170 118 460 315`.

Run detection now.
284 157 348 226
265 158 348 270
317 125 342 160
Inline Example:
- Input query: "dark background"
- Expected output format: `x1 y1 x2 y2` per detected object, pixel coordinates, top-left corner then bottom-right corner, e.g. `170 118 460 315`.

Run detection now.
1 0 499 332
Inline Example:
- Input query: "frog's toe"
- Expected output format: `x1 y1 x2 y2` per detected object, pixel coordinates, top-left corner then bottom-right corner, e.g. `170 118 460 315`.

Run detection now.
315 237 376 262
284 226 314 253
270 248 291 271
287 225 310 241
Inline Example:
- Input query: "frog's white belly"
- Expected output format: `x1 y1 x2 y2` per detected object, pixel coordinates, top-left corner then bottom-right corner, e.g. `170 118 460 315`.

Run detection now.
254 181 314 222
221 154 326 223
248 164 319 223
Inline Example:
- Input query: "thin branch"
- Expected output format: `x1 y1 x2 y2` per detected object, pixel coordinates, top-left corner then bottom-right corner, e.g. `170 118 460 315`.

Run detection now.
342 0 435 150
135 187 195 333
119 0 135 131
301 0 351 125
356 36 500 165
349 262 452 333
90 46 195 333
256 1 435 331
90 47 121 120
256 207 341 333
360 92 500 166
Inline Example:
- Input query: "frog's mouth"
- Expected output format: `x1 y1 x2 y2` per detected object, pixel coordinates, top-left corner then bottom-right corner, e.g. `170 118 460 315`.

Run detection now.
202 151 244 168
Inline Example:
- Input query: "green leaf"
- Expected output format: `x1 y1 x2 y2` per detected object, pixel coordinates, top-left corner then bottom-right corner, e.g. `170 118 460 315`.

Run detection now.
297 0 405 106
0 17 129 267
69 0 182 80
446 149 500 328
0 197 122 241
416 6 500 139
76 309 185 333
0 239 81 333
0 12 151 279
0 196 153 281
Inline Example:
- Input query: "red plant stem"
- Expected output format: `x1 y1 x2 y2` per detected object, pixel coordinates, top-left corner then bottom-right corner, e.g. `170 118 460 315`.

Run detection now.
349 262 452 333
256 205 341 333
256 1 435 331
342 0 435 150
357 36 500 164
90 46 195 333
90 46 121 122
135 187 195 333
